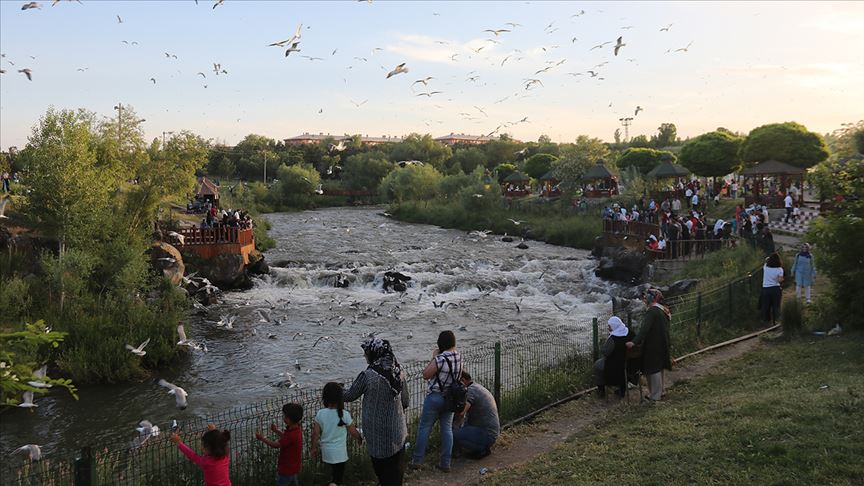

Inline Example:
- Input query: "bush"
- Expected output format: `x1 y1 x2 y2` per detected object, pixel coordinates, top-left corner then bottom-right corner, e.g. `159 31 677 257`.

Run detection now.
379 164 443 203
781 298 804 337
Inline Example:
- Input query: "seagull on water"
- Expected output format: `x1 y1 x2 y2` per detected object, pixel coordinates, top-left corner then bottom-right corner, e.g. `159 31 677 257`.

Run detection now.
157 379 188 409
125 338 150 356
386 63 408 78
13 444 42 461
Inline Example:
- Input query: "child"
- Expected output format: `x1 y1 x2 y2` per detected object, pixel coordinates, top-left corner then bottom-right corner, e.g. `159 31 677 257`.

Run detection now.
312 382 363 486
170 424 232 486
256 403 303 486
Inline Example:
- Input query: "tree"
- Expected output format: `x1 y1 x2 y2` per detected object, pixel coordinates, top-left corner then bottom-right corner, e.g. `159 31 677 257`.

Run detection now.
379 164 443 203
341 152 394 191
482 137 521 168
616 148 674 175
613 128 622 144
493 163 517 182
554 135 611 190
739 122 829 168
389 134 452 170
233 134 277 180
824 120 864 160
652 123 678 148
629 135 651 148
522 153 558 179
271 164 320 209
679 131 743 177
449 147 488 174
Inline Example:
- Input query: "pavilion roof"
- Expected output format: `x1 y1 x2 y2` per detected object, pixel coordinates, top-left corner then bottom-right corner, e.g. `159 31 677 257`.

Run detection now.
539 169 559 181
197 177 220 198
582 162 614 180
503 170 530 182
741 159 805 176
647 161 690 178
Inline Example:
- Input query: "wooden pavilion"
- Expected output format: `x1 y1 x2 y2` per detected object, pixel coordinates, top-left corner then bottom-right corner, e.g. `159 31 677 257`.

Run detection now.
581 161 618 198
647 161 690 200
502 171 531 197
196 177 220 207
539 170 561 197
741 160 805 208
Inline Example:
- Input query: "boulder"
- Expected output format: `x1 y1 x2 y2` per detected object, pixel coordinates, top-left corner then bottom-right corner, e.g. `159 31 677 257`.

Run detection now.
383 271 411 292
247 249 270 276
184 252 252 290
515 242 529 249
501 235 514 243
594 246 649 284
150 242 185 286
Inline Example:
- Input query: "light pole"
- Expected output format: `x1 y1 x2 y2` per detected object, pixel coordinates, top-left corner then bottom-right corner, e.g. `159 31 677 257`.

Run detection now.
618 117 633 143
262 151 268 184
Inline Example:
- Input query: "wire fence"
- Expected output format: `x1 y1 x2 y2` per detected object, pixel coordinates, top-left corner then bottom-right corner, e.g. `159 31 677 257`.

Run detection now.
3 268 766 485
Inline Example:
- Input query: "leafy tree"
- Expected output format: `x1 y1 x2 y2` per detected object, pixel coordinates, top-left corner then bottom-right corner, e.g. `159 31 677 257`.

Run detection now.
522 153 558 179
389 134 452 170
679 130 743 177
824 120 864 160
554 135 611 190
482 137 521 168
439 171 479 199
341 152 394 191
449 147 488 174
379 164 443 203
810 156 864 329
21 108 113 252
271 164 320 209
0 321 78 407
739 122 829 168
613 128 622 144
652 123 678 148
494 163 517 182
214 154 236 179
629 134 651 148
538 134 552 144
233 134 277 180
617 148 674 175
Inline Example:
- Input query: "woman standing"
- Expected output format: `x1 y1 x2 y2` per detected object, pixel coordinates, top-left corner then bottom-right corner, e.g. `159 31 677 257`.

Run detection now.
343 338 409 486
791 243 816 304
410 331 462 472
761 252 784 324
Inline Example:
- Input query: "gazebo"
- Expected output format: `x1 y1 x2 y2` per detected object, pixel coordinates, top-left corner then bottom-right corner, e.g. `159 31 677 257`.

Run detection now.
581 161 618 198
502 171 531 197
741 160 805 209
539 170 561 197
196 177 220 207
647 161 690 200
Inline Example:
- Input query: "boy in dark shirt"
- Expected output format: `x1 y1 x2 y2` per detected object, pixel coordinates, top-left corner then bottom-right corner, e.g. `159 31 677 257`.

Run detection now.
256 403 304 486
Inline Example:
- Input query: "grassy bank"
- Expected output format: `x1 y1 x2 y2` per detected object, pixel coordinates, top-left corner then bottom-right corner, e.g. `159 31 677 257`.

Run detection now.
389 201 602 250
487 333 864 485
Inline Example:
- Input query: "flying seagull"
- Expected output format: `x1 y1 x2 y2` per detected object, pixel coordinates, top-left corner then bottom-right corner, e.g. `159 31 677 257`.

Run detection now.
386 62 408 78
21 2 41 10
660 23 673 32
269 24 303 47
590 41 612 51
212 0 224 9
312 336 332 347
125 338 150 356
18 391 38 408
483 28 510 36
411 76 434 87
634 105 644 116
27 365 52 388
329 140 347 152
13 444 42 461
18 68 32 81
157 379 188 409
117 15 123 23
613 36 625 56
350 99 367 107
416 91 442 97
674 41 693 53
284 42 301 56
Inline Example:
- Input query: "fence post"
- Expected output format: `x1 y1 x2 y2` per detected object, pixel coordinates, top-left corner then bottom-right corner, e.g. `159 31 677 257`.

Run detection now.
74 446 95 486
696 292 703 339
592 318 599 362
493 341 502 409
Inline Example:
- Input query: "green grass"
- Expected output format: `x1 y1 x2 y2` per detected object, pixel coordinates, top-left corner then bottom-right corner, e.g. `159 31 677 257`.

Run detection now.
389 201 602 250
486 333 864 485
668 244 766 287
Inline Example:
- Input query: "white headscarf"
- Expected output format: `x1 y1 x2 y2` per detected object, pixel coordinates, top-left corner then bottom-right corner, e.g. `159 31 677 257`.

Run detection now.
608 316 628 337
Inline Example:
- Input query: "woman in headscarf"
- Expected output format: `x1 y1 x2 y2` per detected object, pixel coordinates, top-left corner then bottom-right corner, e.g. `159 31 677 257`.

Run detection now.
343 338 409 486
791 243 816 304
627 288 672 401
594 316 632 398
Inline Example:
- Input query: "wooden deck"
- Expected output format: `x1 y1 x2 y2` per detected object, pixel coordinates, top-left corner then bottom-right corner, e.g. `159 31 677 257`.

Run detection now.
165 226 256 265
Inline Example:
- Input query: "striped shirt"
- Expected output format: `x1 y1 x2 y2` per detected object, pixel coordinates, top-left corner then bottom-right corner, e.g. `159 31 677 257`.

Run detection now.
343 368 409 459
428 350 462 393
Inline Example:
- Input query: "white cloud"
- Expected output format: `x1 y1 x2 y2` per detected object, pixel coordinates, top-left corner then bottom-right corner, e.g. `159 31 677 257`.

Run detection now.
384 34 500 64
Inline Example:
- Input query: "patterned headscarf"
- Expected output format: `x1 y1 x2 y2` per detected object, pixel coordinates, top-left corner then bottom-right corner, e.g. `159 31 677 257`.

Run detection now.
361 338 403 397
644 288 671 320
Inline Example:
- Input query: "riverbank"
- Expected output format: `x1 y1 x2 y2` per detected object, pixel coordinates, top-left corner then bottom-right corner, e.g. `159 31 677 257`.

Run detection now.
409 331 863 485
388 201 601 250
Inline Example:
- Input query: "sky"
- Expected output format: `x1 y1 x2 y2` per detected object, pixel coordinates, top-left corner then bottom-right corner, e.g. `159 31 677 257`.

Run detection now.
1 0 862 149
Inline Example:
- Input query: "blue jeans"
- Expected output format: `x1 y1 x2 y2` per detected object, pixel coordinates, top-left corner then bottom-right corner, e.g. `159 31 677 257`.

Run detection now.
454 425 496 456
411 392 454 468
277 474 299 486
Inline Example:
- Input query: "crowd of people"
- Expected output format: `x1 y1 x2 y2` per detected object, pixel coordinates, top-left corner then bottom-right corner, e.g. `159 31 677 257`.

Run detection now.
169 333 499 486
199 202 254 231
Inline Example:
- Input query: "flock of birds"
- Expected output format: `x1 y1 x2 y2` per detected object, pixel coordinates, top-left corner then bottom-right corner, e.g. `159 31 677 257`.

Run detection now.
1 0 700 138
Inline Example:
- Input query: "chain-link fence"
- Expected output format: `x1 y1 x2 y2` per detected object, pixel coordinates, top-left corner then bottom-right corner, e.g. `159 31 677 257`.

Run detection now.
3 268 767 485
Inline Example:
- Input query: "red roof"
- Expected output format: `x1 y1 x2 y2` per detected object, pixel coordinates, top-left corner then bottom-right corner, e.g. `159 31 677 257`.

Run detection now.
197 177 220 198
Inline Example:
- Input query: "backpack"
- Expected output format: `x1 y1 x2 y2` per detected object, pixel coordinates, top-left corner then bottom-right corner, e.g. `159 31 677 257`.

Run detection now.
435 354 467 413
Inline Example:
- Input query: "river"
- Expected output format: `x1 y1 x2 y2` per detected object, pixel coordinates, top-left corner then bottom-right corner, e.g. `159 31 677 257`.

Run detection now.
0 207 618 463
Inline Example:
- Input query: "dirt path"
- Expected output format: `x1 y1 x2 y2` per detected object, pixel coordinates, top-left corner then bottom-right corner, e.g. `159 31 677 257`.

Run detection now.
405 334 770 486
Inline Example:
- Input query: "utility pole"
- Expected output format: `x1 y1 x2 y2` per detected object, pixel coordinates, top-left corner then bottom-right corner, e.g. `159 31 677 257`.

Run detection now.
618 117 633 143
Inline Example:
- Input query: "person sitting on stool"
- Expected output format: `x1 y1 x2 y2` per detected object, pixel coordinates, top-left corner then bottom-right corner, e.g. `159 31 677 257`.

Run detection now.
594 316 632 398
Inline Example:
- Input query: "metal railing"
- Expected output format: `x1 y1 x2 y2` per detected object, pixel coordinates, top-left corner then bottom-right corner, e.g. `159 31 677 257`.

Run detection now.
3 268 766 485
